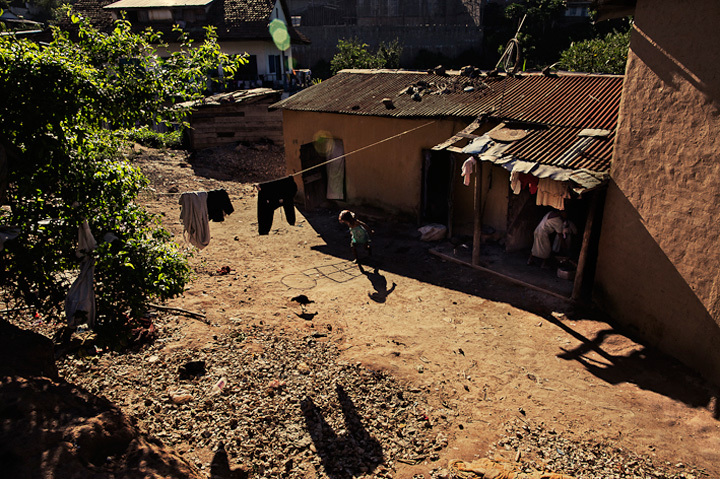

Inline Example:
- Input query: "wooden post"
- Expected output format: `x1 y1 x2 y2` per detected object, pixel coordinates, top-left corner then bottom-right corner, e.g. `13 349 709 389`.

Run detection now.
472 159 483 265
572 191 598 300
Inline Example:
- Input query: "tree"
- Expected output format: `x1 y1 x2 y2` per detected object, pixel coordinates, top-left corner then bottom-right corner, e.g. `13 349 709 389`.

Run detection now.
330 37 403 75
0 11 245 344
502 0 568 70
558 28 630 74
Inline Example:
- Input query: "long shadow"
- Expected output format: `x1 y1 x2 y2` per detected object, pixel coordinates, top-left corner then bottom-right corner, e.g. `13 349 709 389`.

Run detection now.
300 384 383 479
210 442 247 479
547 311 720 419
302 206 720 416
362 267 396 303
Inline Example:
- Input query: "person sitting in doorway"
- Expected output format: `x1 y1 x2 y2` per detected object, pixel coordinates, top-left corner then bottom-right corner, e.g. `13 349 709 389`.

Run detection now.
527 209 577 269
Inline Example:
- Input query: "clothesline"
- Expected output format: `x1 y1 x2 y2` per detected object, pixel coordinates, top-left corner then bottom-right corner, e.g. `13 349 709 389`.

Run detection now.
286 120 438 180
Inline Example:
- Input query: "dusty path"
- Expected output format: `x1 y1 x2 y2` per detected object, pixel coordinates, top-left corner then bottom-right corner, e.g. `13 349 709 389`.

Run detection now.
135 144 720 478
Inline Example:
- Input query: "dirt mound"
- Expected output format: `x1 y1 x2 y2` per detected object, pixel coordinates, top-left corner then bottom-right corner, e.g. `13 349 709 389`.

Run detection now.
0 326 204 479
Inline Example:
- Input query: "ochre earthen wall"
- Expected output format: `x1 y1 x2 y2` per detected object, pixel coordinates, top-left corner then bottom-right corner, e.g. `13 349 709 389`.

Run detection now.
595 0 720 385
281 110 467 217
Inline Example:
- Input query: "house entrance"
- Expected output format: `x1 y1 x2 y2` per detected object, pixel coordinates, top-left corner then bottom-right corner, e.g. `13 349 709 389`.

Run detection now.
299 138 345 210
421 149 455 227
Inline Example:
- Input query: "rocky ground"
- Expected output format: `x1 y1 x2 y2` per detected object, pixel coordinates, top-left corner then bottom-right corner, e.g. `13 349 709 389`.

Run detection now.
3 141 719 479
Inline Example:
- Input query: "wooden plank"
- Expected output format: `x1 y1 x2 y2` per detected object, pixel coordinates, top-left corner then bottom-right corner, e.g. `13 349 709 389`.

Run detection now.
572 191 597 301
432 117 485 151
472 159 483 265
457 132 481 139
429 248 572 302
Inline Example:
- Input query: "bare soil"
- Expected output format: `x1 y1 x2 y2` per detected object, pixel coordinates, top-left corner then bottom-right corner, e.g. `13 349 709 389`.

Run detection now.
127 142 720 478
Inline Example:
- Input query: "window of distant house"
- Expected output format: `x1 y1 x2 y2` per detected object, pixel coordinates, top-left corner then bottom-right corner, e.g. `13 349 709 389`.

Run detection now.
174 8 205 22
268 55 281 77
291 15 301 26
565 6 589 16
149 9 173 21
135 10 149 22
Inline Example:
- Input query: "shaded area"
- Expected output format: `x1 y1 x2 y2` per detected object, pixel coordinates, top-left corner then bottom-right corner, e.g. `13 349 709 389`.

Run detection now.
0 324 203 479
301 205 720 414
548 310 720 419
301 384 383 479
0 375 203 479
210 442 248 479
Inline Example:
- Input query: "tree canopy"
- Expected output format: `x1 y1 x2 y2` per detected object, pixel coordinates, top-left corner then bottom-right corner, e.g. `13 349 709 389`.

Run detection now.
330 37 403 75
558 28 631 74
0 11 244 343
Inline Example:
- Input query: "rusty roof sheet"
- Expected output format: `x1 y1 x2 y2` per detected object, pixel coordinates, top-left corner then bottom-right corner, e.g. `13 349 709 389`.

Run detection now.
272 69 623 174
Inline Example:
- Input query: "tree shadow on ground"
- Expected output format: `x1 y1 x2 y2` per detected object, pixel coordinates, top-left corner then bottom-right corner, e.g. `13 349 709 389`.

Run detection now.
548 312 720 419
300 384 383 479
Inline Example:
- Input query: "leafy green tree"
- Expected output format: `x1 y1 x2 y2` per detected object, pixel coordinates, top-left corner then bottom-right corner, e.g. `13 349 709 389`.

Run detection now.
330 37 403 75
0 11 244 342
558 28 630 74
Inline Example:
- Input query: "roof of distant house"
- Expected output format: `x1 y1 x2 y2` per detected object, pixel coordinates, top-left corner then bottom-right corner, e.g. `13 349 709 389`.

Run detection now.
57 0 310 44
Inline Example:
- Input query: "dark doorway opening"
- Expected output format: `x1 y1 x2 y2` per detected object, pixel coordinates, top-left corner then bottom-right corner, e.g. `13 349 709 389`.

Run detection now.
421 149 455 226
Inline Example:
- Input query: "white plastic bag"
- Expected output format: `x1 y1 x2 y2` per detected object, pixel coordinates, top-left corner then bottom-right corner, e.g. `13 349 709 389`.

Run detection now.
418 224 447 241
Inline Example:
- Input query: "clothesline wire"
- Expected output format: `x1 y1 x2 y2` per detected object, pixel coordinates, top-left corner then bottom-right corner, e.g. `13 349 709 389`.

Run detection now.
287 120 437 180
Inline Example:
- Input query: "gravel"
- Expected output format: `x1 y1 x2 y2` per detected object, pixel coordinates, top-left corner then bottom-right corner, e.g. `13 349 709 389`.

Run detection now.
56 314 451 478
50 312 707 479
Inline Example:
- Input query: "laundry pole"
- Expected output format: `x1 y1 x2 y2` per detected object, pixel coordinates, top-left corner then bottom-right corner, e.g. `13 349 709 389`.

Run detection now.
472 159 483 266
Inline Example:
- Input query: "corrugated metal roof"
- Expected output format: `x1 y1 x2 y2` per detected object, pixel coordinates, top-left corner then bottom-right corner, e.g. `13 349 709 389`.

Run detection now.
175 87 281 109
272 69 623 174
104 0 213 8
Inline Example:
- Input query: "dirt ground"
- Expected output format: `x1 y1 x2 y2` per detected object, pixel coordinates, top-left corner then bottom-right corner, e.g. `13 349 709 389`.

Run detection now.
133 143 720 478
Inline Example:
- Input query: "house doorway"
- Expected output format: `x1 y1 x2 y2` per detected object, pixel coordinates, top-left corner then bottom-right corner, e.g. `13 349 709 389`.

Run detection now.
421 149 455 227
299 138 345 210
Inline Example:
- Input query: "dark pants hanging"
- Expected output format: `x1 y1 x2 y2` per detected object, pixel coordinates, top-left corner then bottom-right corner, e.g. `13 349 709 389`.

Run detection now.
257 176 298 235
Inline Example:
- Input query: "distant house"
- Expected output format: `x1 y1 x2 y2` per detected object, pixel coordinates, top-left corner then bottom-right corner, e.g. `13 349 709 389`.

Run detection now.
271 69 623 300
178 88 284 149
284 0 484 71
61 0 310 90
591 0 720 386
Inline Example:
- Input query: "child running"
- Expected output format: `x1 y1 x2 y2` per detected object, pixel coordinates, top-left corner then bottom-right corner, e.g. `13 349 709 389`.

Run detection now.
338 210 372 265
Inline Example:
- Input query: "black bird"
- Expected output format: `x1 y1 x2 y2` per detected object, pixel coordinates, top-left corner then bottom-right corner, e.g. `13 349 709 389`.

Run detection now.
291 294 315 312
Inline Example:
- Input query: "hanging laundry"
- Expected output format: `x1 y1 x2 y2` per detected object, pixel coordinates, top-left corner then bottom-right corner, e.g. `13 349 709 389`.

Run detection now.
207 189 234 222
65 220 97 328
510 171 539 195
461 157 477 186
536 178 570 210
326 141 345 200
179 191 210 249
257 176 298 235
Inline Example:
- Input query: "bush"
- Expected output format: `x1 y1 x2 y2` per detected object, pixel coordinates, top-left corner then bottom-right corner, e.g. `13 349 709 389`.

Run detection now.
121 127 183 149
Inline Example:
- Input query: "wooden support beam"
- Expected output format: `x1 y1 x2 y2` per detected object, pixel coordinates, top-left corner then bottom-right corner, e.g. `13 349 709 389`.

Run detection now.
572 192 598 301
472 160 483 265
